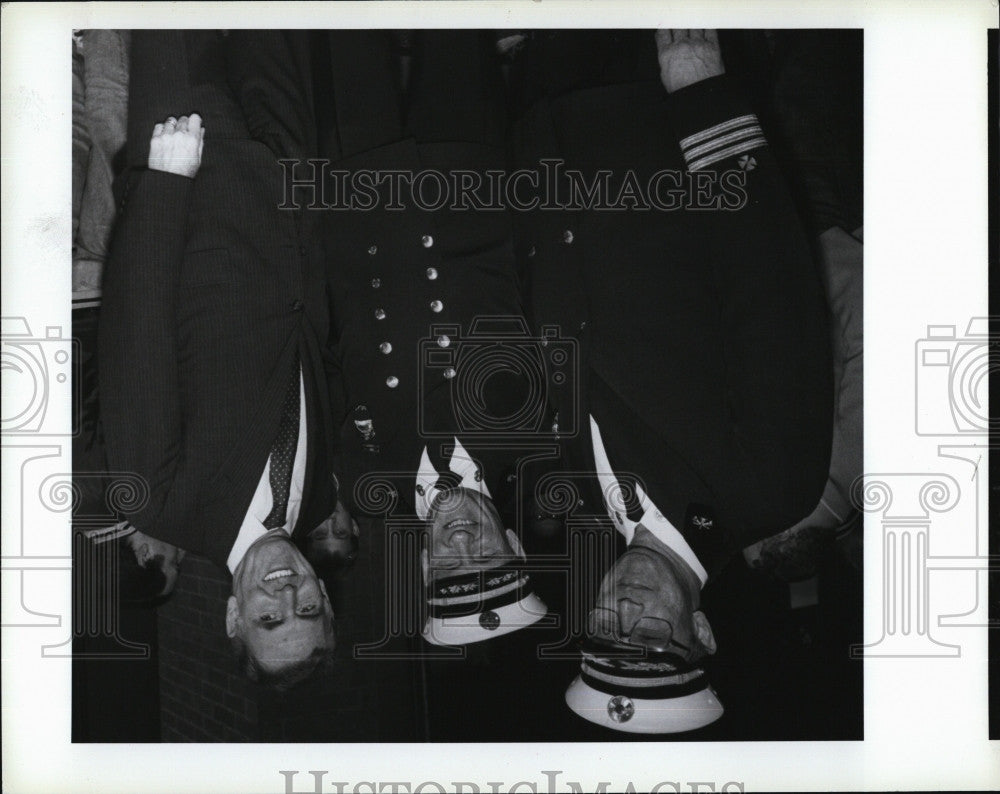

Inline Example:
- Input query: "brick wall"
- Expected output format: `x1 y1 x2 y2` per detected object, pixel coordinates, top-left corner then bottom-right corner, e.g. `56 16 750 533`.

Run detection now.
158 554 259 741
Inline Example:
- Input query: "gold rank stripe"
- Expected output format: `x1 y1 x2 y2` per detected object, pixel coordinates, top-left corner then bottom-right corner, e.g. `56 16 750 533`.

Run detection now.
678 113 759 149
683 123 765 161
679 113 768 171
687 136 768 172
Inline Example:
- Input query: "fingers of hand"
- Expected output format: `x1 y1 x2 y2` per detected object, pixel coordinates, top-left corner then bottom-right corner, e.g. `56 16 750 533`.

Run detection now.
148 114 205 176
152 113 202 137
658 29 718 48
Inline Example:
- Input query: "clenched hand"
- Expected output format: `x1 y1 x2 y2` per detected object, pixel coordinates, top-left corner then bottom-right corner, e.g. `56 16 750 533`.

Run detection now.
148 114 205 178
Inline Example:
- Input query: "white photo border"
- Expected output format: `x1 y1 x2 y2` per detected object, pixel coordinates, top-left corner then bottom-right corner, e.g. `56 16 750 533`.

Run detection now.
2 1 997 792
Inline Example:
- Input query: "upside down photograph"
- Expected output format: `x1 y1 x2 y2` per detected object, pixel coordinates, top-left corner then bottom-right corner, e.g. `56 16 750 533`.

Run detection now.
69 25 864 743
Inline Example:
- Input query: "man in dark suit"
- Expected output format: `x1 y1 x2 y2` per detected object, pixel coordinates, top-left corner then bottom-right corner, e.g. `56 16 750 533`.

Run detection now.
99 31 338 689
507 29 834 732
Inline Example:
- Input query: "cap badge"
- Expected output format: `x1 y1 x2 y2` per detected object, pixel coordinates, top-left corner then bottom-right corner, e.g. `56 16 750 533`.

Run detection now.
607 695 635 723
479 610 501 631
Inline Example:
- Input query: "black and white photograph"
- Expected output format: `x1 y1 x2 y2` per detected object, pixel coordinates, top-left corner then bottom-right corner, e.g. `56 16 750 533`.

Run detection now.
2 2 996 792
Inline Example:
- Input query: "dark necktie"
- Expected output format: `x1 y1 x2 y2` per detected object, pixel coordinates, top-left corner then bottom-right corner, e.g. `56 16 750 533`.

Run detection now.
263 364 300 530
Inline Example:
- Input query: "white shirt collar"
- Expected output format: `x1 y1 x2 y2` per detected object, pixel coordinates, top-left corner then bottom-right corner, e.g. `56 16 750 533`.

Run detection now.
589 415 708 587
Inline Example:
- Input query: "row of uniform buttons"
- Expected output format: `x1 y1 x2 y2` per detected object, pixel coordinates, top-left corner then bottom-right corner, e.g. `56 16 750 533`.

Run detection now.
369 234 446 389
523 229 574 259
368 236 433 253
371 267 437 292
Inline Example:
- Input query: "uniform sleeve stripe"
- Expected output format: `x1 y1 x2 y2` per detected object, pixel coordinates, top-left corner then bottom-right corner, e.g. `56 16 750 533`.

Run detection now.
678 113 759 149
687 136 768 171
683 124 765 161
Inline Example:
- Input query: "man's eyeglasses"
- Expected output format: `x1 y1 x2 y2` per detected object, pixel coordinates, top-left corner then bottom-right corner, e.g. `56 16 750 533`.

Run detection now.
586 607 691 656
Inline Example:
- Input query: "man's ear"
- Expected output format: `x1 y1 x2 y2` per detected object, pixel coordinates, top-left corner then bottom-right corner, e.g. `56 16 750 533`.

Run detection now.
505 528 527 560
225 596 239 639
692 610 717 656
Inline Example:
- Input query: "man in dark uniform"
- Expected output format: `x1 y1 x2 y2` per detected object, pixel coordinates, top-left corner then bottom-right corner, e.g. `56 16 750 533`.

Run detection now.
314 29 531 517
310 29 553 738
507 29 834 733
99 31 338 689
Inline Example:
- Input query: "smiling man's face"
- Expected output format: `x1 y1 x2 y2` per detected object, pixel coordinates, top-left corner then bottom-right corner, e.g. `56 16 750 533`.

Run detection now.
424 487 522 582
592 528 717 663
226 530 334 678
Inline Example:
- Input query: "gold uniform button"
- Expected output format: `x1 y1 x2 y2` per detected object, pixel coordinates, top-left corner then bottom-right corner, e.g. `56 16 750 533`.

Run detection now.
386 376 399 388
426 267 438 280
430 300 443 313
368 245 378 256
379 342 393 354
437 335 450 348
562 230 574 244
443 367 457 380
371 277 381 289
375 308 386 320
421 234 434 248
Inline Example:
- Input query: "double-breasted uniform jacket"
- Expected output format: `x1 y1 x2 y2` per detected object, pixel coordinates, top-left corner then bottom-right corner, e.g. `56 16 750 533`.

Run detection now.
99 31 337 568
314 30 534 520
508 31 834 578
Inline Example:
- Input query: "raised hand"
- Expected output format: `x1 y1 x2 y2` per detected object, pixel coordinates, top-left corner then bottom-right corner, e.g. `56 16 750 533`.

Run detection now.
655 29 725 94
148 113 205 178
